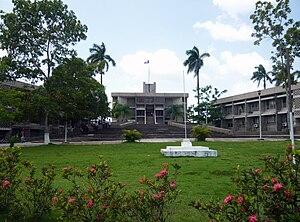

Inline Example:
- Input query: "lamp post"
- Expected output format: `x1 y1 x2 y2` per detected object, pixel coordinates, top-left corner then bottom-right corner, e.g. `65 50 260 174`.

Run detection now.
258 90 263 140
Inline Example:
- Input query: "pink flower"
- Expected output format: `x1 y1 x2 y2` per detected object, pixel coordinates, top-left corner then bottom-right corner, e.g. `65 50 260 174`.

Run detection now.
170 182 176 189
237 196 244 204
63 167 68 171
90 168 96 173
262 184 268 190
224 195 234 204
152 193 162 199
271 178 277 183
87 187 93 192
102 205 107 209
68 198 75 204
102 194 106 198
254 169 262 174
155 170 168 178
273 183 282 191
248 214 257 222
52 197 58 204
284 189 291 196
87 199 93 208
3 180 10 187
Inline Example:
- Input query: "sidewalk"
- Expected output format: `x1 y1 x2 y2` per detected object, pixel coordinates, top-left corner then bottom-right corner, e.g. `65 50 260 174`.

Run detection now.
0 137 291 149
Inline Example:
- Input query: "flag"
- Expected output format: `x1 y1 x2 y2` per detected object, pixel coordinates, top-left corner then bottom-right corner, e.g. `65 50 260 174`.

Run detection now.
144 60 149 64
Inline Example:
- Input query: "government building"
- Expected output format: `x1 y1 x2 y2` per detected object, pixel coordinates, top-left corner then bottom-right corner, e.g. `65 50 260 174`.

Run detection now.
214 84 300 135
111 82 188 124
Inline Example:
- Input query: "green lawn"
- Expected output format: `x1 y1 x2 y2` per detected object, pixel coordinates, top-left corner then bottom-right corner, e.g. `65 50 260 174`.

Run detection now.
17 140 293 221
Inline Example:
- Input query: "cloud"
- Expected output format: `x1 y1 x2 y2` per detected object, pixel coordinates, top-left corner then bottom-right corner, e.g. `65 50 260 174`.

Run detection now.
212 0 258 18
0 50 7 57
193 21 253 42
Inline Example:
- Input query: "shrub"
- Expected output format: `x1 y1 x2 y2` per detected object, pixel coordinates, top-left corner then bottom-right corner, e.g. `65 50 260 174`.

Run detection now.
191 125 211 141
190 144 300 221
122 129 142 142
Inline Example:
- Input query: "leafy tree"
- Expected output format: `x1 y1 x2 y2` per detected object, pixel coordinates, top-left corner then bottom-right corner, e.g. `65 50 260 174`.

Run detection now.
250 0 300 112
45 57 109 141
0 0 88 144
0 87 25 123
183 46 210 123
188 85 227 124
87 42 116 85
166 104 183 122
251 64 272 89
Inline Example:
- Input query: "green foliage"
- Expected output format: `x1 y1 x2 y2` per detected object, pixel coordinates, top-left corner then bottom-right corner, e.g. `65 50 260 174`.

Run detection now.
122 129 142 142
251 64 272 89
166 104 183 122
191 125 211 141
112 103 131 122
190 144 300 221
0 146 180 221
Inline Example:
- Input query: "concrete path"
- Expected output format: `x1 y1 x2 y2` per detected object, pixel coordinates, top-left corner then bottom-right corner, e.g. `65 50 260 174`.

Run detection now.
0 137 291 149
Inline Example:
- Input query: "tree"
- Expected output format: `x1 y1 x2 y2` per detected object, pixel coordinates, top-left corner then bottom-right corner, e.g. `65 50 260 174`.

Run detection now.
188 85 227 124
0 0 87 144
166 104 183 122
87 42 116 85
251 64 272 89
112 103 131 122
46 57 109 141
183 46 210 123
250 0 300 149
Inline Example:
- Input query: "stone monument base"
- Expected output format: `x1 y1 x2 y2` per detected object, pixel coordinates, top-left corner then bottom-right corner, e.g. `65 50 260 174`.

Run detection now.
160 139 217 157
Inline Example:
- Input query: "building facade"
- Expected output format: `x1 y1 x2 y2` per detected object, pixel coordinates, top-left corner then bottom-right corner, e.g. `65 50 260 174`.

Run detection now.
214 84 300 135
111 82 188 124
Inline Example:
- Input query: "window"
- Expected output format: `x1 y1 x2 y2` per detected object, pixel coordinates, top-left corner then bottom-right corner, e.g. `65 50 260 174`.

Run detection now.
136 110 144 116
267 115 275 123
266 100 275 110
156 110 163 116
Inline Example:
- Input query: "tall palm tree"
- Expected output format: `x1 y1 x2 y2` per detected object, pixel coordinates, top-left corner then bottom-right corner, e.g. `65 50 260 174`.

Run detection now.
251 64 272 89
87 42 116 85
183 46 210 123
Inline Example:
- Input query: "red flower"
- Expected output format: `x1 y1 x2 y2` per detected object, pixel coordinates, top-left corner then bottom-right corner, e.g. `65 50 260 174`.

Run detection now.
261 184 268 190
271 178 277 183
224 195 234 204
273 183 282 191
3 180 10 187
87 187 93 192
52 197 58 204
248 214 257 222
284 189 291 197
63 167 68 171
254 169 262 174
170 182 176 189
87 199 93 208
155 169 168 178
90 168 96 173
102 205 107 209
237 196 244 204
68 198 75 204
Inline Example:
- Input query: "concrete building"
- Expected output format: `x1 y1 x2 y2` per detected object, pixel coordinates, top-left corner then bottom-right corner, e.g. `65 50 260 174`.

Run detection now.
111 82 188 124
214 84 300 135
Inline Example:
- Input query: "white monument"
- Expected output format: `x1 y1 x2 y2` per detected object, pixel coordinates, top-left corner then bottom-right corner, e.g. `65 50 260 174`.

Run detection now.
160 139 218 157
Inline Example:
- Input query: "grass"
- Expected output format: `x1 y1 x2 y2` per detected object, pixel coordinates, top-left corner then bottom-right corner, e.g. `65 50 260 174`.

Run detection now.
9 140 295 221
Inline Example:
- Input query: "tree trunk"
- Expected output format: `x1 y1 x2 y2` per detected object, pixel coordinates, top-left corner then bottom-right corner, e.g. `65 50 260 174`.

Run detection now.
44 111 50 144
197 73 200 123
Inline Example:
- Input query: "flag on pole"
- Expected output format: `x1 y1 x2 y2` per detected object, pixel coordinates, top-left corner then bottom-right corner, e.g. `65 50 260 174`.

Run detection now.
144 60 149 64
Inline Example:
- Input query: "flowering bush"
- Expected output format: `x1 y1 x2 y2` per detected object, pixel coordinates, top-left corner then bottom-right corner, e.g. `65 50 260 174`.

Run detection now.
190 144 300 221
128 163 181 222
0 146 180 221
55 160 129 221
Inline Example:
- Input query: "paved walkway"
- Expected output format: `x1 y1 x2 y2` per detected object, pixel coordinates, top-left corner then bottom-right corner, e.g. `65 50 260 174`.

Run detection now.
0 137 292 148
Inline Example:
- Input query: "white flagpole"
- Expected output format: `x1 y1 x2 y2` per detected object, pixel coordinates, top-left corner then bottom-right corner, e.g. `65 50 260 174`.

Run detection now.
148 63 150 83
183 70 187 139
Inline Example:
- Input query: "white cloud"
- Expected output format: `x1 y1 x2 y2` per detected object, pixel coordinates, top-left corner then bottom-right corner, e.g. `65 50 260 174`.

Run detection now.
193 21 253 42
0 49 7 57
212 0 258 18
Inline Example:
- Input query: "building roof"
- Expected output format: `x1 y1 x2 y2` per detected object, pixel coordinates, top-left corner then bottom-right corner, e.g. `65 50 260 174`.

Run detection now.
215 84 300 105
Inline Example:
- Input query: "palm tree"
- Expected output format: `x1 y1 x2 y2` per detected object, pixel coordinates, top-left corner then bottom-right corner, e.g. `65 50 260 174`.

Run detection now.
166 104 183 122
112 103 131 122
87 42 116 85
183 46 210 123
251 64 272 89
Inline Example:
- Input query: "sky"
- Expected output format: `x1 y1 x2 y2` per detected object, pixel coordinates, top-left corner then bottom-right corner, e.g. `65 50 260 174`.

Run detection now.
1 0 300 106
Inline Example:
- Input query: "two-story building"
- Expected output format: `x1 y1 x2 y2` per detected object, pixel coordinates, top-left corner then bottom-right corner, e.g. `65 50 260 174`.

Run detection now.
214 84 300 135
111 82 188 124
